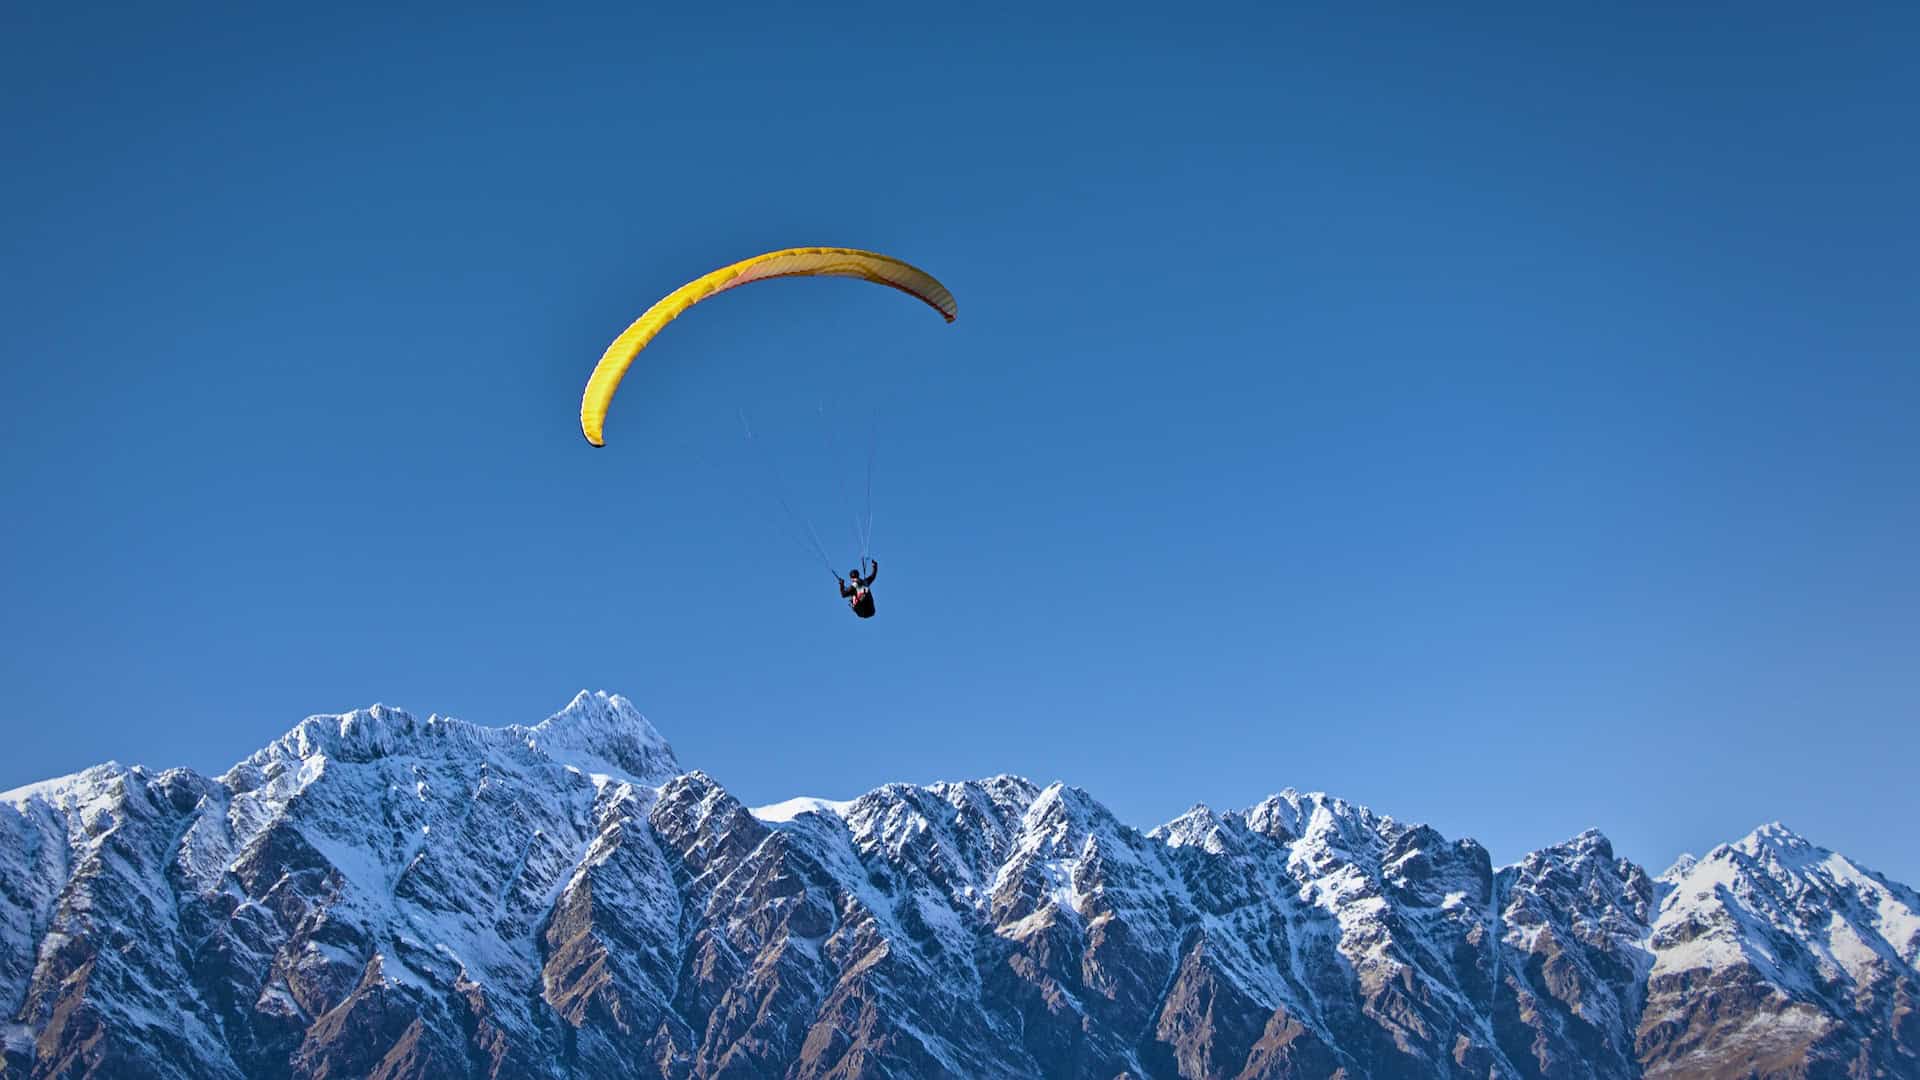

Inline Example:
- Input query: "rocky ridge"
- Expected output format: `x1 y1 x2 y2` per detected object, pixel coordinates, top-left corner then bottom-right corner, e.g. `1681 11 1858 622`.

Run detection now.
4 692 1915 1078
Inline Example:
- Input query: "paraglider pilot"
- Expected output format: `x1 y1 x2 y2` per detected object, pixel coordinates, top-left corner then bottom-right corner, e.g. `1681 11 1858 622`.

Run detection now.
838 560 878 619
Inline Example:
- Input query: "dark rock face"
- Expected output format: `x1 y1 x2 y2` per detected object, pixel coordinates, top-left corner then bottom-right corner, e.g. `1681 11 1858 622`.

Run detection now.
3 694 1916 1079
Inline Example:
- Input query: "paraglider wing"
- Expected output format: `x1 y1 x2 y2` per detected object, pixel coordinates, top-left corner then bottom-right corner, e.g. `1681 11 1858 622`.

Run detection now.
579 247 957 447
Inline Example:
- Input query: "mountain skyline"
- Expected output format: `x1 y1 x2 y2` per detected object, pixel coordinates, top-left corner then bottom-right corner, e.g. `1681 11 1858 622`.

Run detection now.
0 689 1861 893
6 690 1916 1078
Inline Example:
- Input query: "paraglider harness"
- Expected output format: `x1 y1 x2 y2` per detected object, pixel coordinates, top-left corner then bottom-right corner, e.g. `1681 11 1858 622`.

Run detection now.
838 559 878 618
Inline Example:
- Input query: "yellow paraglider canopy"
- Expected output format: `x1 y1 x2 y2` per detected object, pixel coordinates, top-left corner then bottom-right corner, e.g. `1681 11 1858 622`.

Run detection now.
580 247 957 447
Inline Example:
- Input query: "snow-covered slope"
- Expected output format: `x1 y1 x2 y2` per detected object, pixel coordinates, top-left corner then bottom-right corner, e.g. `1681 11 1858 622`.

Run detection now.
1637 823 1920 1077
751 797 856 823
3 693 1914 1079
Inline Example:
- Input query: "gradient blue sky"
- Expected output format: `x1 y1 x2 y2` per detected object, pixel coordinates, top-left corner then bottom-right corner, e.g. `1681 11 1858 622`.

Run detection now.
4 3 1915 883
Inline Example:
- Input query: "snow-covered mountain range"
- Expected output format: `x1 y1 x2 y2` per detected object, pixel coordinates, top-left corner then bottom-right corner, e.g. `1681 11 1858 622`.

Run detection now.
3 692 1915 1078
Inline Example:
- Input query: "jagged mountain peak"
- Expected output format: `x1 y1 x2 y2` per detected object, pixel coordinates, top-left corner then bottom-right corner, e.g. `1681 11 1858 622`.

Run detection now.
528 689 661 743
517 689 679 785
1521 826 1618 865
827 773 1042 835
939 771 1043 807
1635 821 1920 1076
220 691 679 794
1726 819 1816 861
1241 789 1407 881
1021 779 1104 831
228 702 444 775
2 760 212 850
1658 851 1699 882
1242 787 1388 839
1570 824 1611 847
1 760 130 808
1666 822 1842 902
1149 803 1224 846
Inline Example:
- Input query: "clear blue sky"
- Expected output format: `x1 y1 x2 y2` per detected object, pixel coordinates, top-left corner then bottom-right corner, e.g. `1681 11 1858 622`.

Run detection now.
4 3 1915 883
